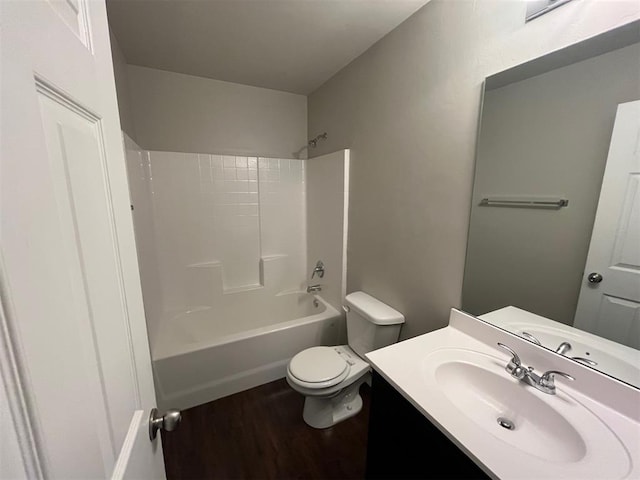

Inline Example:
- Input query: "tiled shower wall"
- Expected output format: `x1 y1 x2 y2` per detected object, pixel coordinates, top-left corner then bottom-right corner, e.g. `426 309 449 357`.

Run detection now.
125 135 162 345
124 134 306 337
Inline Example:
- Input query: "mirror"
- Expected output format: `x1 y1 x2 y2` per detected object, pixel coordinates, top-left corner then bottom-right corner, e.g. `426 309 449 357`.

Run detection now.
462 22 640 389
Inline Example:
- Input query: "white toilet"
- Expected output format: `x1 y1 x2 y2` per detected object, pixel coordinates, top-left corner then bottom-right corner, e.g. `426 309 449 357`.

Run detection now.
286 291 404 428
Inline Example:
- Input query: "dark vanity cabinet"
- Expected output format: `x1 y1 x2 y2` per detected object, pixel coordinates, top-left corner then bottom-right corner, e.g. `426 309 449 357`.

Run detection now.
366 371 489 479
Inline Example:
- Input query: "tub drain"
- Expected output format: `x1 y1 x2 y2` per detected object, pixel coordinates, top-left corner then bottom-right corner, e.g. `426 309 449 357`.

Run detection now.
497 417 515 430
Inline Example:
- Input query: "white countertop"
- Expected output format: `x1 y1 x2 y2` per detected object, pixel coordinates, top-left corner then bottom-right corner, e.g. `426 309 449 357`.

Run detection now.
366 309 640 480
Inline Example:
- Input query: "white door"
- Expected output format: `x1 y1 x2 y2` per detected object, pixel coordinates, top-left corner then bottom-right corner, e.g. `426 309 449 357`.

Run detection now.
1 1 166 478
574 101 640 349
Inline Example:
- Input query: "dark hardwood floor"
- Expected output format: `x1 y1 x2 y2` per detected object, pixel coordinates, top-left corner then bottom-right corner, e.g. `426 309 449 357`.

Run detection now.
162 378 371 480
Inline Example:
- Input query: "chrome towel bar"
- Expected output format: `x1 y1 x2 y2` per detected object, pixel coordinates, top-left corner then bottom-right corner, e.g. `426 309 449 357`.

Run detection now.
480 197 568 208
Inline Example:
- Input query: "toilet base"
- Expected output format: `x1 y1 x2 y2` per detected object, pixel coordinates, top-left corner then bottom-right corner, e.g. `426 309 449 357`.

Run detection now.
302 374 370 429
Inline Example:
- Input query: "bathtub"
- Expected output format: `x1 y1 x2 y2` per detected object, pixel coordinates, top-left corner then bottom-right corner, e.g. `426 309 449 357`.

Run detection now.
152 293 343 410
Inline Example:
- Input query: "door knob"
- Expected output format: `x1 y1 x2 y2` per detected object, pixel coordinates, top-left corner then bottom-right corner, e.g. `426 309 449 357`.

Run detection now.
149 408 181 441
587 272 603 283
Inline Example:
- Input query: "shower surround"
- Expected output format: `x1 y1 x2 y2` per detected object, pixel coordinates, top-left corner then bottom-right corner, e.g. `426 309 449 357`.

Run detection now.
124 135 348 409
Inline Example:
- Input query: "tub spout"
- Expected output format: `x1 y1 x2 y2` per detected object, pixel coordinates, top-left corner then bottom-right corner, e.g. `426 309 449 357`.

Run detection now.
306 284 322 293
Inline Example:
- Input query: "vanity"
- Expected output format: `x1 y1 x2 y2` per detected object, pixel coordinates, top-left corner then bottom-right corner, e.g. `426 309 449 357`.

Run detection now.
365 367 488 479
362 20 640 479
364 309 640 479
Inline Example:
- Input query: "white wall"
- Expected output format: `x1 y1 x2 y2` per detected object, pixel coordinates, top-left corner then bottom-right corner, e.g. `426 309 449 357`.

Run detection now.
307 0 640 340
306 150 349 313
463 43 640 325
109 30 137 141
126 65 307 158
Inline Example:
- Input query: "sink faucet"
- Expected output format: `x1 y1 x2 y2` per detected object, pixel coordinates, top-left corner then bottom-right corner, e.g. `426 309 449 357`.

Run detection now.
555 342 572 355
518 334 598 367
497 343 575 395
306 284 322 293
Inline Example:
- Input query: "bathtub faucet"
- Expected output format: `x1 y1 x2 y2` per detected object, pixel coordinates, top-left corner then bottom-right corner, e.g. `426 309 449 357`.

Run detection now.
311 260 325 279
306 284 322 293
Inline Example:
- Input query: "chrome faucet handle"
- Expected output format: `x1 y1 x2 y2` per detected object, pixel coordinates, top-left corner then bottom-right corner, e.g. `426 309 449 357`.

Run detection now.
311 260 325 279
520 331 542 346
497 343 521 365
497 343 525 378
539 370 575 393
571 357 598 367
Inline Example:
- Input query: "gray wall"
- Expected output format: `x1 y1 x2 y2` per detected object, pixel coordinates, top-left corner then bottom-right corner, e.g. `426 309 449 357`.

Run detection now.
463 43 640 325
308 0 640 339
109 29 137 141
125 65 307 158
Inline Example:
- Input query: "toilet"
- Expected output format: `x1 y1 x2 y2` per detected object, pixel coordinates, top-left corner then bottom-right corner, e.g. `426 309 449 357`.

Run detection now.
286 291 404 428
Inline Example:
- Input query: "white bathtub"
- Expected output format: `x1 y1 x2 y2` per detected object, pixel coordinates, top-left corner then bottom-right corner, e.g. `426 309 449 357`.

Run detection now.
152 293 343 410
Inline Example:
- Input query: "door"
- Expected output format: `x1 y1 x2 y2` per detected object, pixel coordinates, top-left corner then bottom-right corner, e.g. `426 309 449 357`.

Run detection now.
1 0 166 478
574 100 640 349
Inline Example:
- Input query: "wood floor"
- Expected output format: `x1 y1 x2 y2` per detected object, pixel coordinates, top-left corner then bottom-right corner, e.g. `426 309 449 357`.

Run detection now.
161 378 371 480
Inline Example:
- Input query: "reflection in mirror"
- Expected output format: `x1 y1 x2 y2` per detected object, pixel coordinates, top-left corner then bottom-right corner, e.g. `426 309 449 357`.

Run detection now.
462 23 640 388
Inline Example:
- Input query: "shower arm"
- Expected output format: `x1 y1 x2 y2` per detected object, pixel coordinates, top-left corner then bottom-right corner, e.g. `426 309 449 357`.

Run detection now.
308 132 328 148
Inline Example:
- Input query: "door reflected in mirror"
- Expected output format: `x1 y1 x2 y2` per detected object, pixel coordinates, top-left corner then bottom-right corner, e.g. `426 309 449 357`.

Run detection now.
462 23 640 388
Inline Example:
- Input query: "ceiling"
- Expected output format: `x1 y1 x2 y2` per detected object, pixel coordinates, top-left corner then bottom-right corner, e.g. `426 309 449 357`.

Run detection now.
106 0 429 95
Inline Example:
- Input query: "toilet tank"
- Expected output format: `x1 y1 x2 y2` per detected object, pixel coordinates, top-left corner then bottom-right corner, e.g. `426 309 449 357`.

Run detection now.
345 291 405 358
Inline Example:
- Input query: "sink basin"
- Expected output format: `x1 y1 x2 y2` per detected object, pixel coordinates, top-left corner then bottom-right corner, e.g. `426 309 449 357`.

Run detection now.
422 349 632 478
435 358 585 462
366 309 640 479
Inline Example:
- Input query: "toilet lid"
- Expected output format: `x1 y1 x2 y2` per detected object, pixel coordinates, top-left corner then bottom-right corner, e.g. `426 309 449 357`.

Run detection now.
288 347 349 387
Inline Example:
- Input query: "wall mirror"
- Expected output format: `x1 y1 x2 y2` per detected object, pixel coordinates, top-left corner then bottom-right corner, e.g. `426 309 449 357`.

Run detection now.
462 21 640 389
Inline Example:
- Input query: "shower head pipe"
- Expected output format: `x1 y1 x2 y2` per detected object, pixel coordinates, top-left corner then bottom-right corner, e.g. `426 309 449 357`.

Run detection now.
308 132 328 148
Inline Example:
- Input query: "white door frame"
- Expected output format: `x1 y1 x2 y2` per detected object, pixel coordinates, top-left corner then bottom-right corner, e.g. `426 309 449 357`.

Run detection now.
0 260 46 479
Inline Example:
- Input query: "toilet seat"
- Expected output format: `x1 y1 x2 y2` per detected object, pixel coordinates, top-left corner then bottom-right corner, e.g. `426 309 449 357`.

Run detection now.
287 346 350 389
